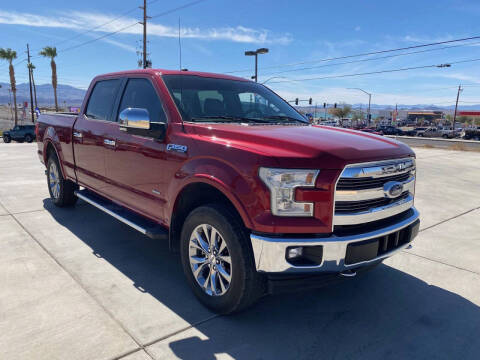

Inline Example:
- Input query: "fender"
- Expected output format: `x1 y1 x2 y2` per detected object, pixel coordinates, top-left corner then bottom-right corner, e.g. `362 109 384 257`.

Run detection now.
167 157 254 230
42 127 68 179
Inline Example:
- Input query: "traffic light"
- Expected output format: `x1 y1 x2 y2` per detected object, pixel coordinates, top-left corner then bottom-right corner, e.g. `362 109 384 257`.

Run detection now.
323 103 326 108
334 103 337 108
309 98 312 105
295 98 299 105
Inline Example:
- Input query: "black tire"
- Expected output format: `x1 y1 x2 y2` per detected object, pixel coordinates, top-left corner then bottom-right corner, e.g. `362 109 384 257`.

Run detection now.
3 135 11 143
47 153 78 207
25 134 33 143
180 204 265 314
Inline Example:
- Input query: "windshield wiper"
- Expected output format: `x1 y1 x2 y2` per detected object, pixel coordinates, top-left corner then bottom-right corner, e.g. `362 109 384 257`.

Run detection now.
262 115 308 124
189 116 271 123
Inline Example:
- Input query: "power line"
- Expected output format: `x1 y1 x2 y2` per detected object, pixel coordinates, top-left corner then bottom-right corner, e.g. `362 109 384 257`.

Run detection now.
54 0 208 55
150 0 208 18
266 57 480 84
225 35 480 74
260 40 480 77
59 22 140 54
32 0 163 53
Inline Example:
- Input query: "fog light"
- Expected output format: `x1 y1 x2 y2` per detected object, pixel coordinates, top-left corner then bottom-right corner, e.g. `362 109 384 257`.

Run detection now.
287 246 303 259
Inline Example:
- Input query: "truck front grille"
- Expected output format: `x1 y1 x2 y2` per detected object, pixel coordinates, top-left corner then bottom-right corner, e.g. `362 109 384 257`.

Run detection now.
333 158 416 226
336 172 410 190
335 192 409 213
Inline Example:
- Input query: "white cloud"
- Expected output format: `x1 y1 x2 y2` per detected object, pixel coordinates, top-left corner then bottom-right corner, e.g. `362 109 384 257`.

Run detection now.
354 26 361 32
269 86 465 106
0 10 292 45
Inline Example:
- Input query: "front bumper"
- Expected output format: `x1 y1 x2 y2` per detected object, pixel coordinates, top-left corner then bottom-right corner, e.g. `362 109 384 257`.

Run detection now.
250 207 420 273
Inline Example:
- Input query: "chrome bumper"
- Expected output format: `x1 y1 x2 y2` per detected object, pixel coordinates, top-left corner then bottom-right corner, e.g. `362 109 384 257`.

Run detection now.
250 207 420 273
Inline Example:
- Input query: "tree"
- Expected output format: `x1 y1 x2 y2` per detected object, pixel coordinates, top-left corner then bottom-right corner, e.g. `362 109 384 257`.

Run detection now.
328 103 351 126
39 46 59 111
0 48 18 125
28 63 38 108
351 110 364 127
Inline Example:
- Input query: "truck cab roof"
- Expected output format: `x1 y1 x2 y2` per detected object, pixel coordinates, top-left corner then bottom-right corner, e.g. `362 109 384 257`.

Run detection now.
94 69 249 83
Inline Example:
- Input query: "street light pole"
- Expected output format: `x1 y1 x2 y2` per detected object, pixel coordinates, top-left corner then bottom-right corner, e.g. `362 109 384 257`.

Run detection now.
245 48 269 82
348 88 372 126
453 85 462 130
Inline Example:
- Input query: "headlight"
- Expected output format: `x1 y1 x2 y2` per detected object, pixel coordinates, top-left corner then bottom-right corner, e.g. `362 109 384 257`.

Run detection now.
259 167 319 217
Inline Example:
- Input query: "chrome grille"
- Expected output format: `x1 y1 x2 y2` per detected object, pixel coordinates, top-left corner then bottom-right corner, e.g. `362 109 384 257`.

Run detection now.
333 158 416 226
335 192 409 213
336 172 411 190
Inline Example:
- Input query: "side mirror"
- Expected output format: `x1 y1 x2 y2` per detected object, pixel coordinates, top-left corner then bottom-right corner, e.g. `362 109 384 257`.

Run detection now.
119 107 150 129
119 107 167 140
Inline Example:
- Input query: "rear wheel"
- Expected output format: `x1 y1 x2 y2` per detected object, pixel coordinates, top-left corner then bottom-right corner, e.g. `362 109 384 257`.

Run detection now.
3 135 11 143
25 134 33 143
180 204 264 314
47 153 78 207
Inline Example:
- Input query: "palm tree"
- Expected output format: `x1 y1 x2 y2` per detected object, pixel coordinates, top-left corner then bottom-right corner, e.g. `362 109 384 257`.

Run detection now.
39 46 59 111
0 48 18 125
28 62 38 108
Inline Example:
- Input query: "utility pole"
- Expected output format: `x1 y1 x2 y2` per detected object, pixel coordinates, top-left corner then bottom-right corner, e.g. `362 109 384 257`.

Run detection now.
453 85 462 130
139 0 150 69
26 44 35 122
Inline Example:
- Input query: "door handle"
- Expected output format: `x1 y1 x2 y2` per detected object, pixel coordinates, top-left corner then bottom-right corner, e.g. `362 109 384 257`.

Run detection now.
104 139 116 147
73 131 83 138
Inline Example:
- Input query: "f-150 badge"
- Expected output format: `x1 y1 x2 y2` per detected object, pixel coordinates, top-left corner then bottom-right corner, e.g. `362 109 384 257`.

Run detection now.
167 144 188 153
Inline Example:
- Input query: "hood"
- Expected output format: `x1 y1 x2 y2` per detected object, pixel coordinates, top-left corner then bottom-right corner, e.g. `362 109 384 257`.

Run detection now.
186 123 414 169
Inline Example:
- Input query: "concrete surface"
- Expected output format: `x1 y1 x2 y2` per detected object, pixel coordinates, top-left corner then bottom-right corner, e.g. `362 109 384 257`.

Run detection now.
388 135 480 150
0 143 479 360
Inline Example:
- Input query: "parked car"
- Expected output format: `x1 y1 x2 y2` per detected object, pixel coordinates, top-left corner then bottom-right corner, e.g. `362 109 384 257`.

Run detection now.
398 127 417 136
439 127 461 139
412 127 427 136
358 128 383 135
417 127 441 137
377 125 403 135
2 124 36 143
36 69 420 313
462 127 480 140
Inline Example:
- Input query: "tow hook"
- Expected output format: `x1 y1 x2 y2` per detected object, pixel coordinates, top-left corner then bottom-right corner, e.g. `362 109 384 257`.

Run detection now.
339 269 357 277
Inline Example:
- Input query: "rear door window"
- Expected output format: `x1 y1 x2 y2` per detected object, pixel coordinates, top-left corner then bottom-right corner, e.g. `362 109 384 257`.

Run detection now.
85 79 121 121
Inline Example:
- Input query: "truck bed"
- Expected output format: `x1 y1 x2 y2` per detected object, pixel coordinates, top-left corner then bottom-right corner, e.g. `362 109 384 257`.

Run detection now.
37 113 78 180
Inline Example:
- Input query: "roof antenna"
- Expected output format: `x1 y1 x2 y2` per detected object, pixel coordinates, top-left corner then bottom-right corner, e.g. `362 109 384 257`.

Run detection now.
178 17 182 71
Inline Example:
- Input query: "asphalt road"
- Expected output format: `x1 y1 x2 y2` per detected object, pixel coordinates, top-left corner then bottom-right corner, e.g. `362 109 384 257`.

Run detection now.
1 143 479 360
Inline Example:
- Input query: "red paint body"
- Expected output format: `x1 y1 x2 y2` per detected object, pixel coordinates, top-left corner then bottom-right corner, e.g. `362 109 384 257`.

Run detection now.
37 69 414 235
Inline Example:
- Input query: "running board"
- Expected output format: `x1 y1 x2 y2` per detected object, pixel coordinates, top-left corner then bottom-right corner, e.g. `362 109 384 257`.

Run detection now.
74 189 168 240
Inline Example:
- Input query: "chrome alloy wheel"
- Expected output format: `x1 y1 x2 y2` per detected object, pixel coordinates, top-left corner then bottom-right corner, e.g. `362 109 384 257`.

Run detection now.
49 162 61 199
189 224 232 296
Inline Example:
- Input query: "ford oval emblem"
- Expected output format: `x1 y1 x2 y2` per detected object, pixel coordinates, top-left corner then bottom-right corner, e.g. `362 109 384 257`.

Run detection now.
383 181 404 198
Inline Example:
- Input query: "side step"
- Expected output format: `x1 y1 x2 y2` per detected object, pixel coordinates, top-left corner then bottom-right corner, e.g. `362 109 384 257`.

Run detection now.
74 189 168 240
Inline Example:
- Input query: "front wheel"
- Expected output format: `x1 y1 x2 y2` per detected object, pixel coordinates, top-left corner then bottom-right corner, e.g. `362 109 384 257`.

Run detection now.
180 204 264 314
3 135 11 143
47 154 78 207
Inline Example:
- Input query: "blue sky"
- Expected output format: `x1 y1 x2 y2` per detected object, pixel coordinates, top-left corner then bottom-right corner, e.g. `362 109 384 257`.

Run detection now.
1 0 480 105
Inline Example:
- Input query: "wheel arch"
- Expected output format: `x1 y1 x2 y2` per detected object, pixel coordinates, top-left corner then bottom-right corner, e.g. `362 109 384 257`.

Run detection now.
169 181 251 252
44 139 66 178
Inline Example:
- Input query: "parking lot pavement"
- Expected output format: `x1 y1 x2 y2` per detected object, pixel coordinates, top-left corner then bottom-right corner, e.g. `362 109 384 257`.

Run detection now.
1 143 479 360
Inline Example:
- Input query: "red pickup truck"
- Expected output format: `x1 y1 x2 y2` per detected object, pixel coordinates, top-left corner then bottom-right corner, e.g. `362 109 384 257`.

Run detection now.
36 69 419 313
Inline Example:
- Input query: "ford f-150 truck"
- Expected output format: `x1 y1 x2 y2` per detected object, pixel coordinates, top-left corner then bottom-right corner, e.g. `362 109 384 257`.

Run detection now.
36 69 420 313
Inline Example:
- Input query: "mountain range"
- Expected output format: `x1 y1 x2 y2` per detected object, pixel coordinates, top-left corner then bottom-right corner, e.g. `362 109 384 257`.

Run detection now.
1 82 479 110
0 82 86 107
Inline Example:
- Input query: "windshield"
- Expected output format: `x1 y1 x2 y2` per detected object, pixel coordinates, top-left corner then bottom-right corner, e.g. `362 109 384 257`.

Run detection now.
162 74 307 124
